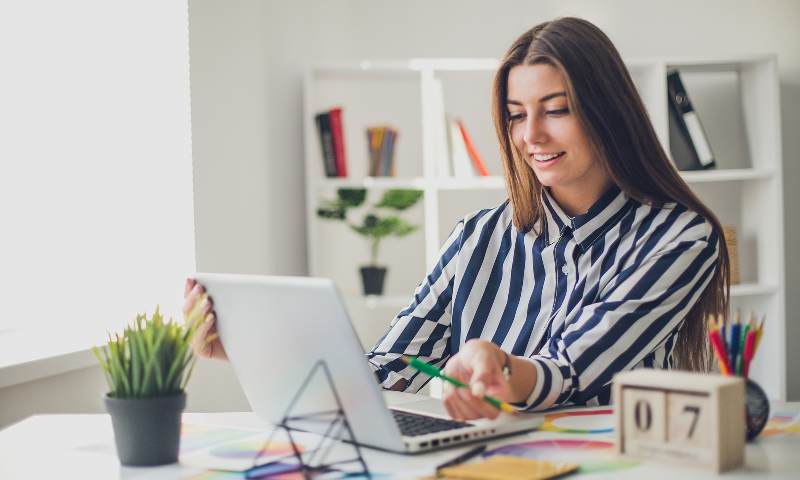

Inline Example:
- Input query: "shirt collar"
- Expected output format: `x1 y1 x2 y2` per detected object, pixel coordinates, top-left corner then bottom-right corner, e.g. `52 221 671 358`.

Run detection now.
541 185 631 250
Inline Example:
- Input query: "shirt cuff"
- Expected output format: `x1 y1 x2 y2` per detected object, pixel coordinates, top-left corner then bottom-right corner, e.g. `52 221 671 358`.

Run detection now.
368 358 412 391
514 356 567 411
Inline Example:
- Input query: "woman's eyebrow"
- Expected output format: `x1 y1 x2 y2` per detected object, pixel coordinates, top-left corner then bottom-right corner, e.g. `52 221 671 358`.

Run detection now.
507 91 567 105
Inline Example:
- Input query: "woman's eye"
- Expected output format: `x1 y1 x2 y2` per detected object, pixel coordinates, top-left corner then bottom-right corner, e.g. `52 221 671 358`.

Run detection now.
545 108 569 116
509 113 525 122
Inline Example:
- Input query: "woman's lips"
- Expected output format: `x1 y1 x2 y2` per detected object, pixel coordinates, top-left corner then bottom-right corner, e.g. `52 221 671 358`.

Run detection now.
530 151 565 168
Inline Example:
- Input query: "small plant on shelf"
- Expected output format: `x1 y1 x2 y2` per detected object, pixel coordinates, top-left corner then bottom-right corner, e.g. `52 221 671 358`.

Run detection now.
317 188 423 295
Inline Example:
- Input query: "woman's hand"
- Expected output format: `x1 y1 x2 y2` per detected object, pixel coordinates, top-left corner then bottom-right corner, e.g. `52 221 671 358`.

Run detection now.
183 278 227 361
442 339 512 421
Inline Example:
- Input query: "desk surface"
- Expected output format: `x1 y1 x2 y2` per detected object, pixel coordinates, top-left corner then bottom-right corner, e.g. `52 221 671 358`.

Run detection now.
1 400 799 479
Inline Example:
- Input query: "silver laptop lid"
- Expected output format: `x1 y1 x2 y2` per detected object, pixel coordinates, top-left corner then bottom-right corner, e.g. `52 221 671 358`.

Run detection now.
194 273 405 452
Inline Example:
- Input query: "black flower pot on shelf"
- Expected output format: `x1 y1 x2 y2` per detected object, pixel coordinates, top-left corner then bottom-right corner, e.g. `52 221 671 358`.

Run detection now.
104 392 186 466
360 266 387 295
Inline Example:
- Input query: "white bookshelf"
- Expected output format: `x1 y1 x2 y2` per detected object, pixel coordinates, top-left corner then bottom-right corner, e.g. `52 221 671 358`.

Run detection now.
303 56 786 399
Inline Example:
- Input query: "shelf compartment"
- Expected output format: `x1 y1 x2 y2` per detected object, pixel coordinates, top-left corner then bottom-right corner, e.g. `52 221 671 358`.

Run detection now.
679 168 774 183
314 177 429 190
729 283 779 297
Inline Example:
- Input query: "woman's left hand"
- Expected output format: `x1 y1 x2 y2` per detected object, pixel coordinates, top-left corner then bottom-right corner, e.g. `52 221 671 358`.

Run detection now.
441 339 513 421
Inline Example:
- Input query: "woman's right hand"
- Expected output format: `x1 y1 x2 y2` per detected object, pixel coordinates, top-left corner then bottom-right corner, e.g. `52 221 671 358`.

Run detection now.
183 278 228 361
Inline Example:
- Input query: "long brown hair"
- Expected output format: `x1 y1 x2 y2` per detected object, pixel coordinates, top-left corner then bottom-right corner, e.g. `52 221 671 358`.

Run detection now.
491 17 729 371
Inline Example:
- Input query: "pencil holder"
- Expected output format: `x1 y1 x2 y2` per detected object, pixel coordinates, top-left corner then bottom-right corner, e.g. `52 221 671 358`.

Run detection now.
744 378 769 441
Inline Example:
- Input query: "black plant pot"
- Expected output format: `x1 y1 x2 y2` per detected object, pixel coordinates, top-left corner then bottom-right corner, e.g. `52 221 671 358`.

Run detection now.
360 266 387 295
104 392 186 466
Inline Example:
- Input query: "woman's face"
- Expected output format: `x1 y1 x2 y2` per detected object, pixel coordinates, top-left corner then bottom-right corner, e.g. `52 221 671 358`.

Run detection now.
507 63 609 206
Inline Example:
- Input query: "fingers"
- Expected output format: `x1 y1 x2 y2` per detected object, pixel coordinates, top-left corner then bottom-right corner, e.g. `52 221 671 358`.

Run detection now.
182 283 201 315
443 383 501 421
184 277 196 297
192 312 219 357
191 312 214 354
461 387 501 419
183 283 214 321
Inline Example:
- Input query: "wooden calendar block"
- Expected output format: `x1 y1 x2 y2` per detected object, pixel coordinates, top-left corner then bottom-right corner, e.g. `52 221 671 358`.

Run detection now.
621 388 666 448
667 392 711 450
613 369 745 473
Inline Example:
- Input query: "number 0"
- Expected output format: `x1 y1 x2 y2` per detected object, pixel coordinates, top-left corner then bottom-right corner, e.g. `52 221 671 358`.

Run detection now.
634 399 652 431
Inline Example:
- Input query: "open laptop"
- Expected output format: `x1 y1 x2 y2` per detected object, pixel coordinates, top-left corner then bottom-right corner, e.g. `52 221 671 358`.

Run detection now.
194 273 543 453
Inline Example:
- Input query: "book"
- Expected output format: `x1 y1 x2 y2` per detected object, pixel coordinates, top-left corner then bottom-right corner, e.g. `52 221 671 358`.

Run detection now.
328 107 348 177
314 112 337 177
449 118 475 178
390 130 398 176
367 127 384 176
457 119 490 176
366 126 398 177
384 128 397 176
667 70 715 171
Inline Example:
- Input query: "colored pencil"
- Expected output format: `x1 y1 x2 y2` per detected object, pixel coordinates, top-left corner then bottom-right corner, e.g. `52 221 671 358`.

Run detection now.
708 326 731 375
730 312 741 377
400 356 516 414
753 315 765 357
742 328 756 378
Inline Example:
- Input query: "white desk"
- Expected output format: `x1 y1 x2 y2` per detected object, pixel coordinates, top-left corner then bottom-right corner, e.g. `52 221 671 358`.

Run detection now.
1 403 798 479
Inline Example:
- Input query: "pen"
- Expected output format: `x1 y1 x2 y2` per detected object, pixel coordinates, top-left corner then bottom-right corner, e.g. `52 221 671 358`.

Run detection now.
435 444 487 473
707 324 731 375
400 356 515 414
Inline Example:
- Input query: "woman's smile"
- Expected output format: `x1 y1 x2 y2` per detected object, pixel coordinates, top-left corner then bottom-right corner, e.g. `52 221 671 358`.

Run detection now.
530 151 566 168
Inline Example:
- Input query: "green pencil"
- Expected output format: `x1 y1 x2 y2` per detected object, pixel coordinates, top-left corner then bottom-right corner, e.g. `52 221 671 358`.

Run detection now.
400 356 516 414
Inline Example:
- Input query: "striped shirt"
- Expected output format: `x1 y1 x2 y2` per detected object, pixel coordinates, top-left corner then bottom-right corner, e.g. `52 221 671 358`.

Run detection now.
366 185 719 411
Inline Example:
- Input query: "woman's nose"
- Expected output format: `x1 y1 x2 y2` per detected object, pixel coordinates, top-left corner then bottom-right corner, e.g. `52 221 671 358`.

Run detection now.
523 116 545 146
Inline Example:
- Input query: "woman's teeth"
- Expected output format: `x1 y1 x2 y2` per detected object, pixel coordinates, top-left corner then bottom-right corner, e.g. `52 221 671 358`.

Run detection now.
533 152 564 162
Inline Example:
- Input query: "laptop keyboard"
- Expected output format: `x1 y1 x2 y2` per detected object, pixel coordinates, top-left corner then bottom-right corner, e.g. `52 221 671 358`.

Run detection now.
390 409 472 437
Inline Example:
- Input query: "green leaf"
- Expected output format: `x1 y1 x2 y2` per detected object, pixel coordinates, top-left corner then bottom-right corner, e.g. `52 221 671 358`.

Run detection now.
316 203 346 220
130 331 142 397
337 188 367 207
351 216 417 239
375 189 423 210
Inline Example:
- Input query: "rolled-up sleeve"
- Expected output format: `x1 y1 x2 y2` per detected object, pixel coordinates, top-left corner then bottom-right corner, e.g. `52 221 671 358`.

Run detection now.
517 225 720 411
366 221 464 393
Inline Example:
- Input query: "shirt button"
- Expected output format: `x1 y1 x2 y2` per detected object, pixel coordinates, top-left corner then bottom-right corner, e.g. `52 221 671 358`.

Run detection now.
561 264 569 275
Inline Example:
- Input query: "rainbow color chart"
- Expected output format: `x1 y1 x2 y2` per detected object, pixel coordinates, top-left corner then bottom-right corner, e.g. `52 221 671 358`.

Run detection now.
484 407 638 474
541 408 614 434
761 412 800 437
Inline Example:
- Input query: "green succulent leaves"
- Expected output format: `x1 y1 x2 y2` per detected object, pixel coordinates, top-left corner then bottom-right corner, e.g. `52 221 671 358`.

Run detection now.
92 306 201 399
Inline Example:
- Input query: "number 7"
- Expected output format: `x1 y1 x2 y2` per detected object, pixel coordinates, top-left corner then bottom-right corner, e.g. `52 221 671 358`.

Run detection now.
684 405 700 438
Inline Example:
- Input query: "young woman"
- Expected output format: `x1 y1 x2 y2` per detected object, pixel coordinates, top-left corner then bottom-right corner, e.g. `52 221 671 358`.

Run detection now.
185 17 729 422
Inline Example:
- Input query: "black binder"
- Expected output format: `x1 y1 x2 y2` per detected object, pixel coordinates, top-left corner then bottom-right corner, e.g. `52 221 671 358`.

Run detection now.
667 70 716 171
315 112 338 177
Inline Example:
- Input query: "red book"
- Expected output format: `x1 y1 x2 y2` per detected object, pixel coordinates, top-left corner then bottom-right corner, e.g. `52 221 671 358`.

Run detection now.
457 119 489 176
328 107 347 177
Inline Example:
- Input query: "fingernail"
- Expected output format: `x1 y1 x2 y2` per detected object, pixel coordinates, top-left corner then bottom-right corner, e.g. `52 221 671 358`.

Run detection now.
471 381 486 397
205 313 215 324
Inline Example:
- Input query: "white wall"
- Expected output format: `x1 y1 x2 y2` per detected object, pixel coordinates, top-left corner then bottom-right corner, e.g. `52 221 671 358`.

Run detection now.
0 359 249 429
188 0 800 399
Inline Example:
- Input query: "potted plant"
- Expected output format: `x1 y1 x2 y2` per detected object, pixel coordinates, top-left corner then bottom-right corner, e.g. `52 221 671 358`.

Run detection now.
92 306 205 466
317 188 423 295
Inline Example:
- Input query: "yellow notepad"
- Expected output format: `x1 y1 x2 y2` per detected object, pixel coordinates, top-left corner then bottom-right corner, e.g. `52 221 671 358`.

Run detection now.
437 455 578 480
